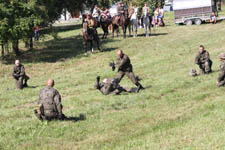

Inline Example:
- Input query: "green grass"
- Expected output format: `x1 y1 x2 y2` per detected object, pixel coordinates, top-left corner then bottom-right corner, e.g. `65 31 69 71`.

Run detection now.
1 10 225 150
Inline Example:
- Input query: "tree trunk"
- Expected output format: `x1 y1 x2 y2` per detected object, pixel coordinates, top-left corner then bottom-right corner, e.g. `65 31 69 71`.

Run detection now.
218 0 222 11
1 44 4 56
29 36 33 50
12 40 20 56
25 41 29 48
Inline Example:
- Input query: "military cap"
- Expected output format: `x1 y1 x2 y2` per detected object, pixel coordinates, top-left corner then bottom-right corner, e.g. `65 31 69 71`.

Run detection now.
218 53 225 59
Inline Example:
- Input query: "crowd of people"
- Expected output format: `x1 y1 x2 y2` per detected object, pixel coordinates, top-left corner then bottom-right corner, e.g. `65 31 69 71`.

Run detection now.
86 2 166 29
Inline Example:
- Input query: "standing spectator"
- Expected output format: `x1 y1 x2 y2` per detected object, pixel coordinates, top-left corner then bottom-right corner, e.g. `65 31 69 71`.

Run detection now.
34 26 39 41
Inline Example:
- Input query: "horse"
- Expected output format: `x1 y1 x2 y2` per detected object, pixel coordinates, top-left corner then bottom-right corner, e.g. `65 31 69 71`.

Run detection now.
128 7 139 38
142 12 151 37
111 9 130 39
82 22 101 54
100 15 112 39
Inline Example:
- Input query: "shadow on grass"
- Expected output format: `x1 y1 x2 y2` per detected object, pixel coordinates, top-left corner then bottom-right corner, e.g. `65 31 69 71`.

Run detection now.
63 113 86 122
2 33 120 64
138 33 168 37
40 24 83 35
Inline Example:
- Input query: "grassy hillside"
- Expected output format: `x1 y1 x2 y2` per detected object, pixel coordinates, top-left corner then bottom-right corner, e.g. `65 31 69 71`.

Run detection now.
1 11 225 150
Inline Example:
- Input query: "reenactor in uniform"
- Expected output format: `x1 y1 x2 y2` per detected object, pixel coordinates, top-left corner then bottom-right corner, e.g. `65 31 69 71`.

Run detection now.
111 49 144 92
84 13 101 50
84 13 96 36
114 1 125 25
195 45 213 74
34 79 65 121
95 76 134 95
12 60 29 89
217 53 225 87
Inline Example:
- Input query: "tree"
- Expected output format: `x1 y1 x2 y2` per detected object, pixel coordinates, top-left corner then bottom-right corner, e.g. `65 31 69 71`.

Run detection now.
0 0 65 56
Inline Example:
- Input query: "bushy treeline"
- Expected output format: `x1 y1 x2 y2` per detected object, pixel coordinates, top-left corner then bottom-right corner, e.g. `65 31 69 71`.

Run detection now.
0 0 82 56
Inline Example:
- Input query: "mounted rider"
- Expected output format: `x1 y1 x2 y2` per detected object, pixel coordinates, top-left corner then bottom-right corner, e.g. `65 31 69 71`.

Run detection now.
101 8 111 21
128 2 135 18
114 1 125 25
142 2 150 17
92 5 102 22
84 13 97 37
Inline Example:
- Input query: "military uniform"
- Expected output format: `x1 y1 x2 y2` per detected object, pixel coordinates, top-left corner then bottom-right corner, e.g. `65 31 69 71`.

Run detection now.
35 86 64 120
217 61 225 86
95 78 132 95
115 53 144 90
12 64 29 89
195 50 212 74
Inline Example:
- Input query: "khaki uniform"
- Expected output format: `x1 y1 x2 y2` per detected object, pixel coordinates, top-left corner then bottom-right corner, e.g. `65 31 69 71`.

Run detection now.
12 64 29 89
195 50 212 74
217 61 225 86
36 86 63 120
85 18 95 29
95 78 132 95
116 54 138 85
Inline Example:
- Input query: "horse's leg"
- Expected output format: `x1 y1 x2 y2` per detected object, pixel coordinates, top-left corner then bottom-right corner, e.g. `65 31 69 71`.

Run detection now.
149 24 151 36
112 25 114 38
102 27 105 39
83 40 87 55
105 30 108 39
116 26 119 37
134 23 137 37
128 23 131 37
123 25 126 39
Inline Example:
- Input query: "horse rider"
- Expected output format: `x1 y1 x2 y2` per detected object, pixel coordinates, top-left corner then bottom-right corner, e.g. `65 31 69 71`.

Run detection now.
128 2 135 18
142 2 150 17
84 13 96 36
92 5 102 22
101 8 111 21
114 1 125 25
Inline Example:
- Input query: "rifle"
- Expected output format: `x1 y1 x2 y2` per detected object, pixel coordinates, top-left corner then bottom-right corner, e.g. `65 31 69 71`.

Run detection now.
109 61 115 71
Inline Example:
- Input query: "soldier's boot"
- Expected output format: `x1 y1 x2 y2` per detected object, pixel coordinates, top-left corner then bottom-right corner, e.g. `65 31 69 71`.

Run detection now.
16 79 23 90
135 82 145 93
34 109 43 121
199 68 205 75
205 62 212 74
23 76 29 87
95 76 101 89
23 80 28 87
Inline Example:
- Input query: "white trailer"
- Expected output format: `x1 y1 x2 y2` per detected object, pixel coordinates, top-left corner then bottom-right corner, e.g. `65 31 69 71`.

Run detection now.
173 0 215 25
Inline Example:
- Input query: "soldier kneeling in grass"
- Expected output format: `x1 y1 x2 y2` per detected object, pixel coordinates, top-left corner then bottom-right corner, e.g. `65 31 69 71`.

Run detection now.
12 60 29 90
34 79 66 121
95 76 137 95
217 53 225 87
195 45 213 74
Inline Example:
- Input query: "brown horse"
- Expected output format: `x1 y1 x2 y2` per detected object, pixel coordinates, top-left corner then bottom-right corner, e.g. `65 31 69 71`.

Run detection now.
112 9 130 39
82 22 101 53
100 16 112 39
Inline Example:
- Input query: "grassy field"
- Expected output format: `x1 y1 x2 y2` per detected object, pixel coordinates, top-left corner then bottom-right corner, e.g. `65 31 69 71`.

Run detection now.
1 10 225 150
